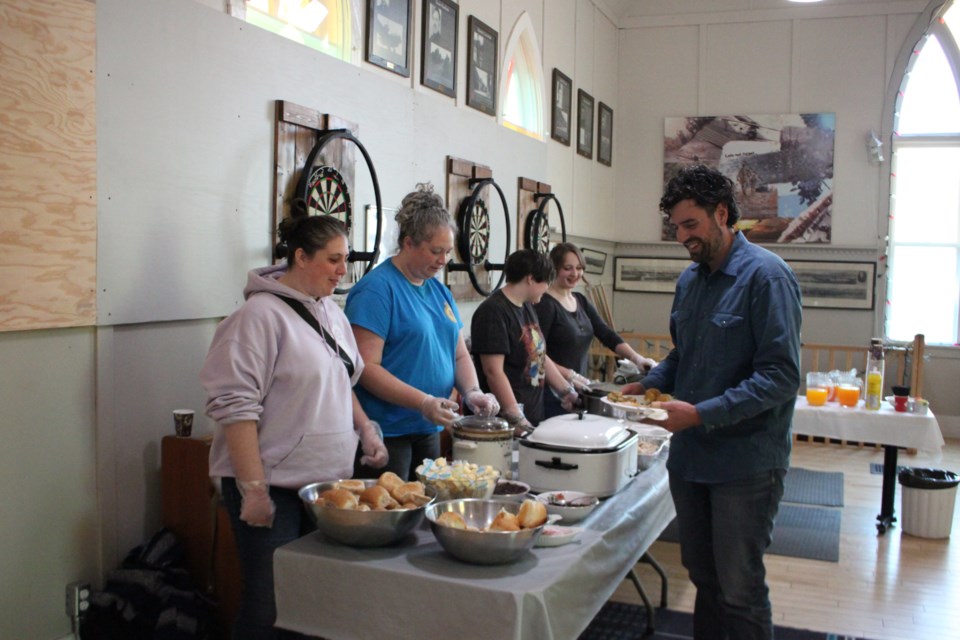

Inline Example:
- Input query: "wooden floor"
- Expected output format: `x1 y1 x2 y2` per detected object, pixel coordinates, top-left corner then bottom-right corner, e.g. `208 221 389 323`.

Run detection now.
612 438 960 639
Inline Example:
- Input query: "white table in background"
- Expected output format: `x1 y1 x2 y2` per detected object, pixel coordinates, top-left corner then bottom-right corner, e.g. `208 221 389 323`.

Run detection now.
792 396 944 533
273 461 675 640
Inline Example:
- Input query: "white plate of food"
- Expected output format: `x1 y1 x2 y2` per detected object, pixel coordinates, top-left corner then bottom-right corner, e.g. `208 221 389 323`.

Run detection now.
534 525 584 547
601 394 669 421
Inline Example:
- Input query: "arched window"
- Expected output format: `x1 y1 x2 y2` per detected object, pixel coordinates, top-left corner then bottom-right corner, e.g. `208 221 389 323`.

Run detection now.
237 0 352 62
887 1 960 345
501 13 545 140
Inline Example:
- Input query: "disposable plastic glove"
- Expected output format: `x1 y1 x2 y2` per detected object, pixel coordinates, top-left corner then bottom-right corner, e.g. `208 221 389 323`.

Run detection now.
419 395 459 428
237 480 275 528
631 354 658 373
358 421 389 468
463 389 501 417
569 372 593 392
560 389 580 412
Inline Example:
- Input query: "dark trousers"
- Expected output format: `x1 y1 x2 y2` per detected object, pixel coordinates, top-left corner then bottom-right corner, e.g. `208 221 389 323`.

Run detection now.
354 431 441 480
669 469 785 640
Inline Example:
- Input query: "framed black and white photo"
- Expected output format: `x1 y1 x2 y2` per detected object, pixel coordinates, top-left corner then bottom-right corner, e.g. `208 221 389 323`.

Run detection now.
614 257 690 293
365 0 412 77
581 248 607 275
551 69 572 145
598 102 613 166
577 89 594 159
467 16 498 116
786 260 876 310
420 0 457 97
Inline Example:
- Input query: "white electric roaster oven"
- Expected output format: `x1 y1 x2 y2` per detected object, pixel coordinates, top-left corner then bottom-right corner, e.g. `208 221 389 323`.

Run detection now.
518 412 639 498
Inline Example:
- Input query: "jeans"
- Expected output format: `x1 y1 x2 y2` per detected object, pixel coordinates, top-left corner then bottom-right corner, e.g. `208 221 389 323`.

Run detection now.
221 477 316 640
669 468 786 640
354 432 441 480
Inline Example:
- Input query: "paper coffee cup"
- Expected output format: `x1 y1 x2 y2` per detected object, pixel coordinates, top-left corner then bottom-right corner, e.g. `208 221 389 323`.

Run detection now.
173 409 194 437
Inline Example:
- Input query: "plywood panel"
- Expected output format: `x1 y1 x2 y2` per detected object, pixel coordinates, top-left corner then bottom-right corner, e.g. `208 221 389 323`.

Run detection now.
0 0 96 331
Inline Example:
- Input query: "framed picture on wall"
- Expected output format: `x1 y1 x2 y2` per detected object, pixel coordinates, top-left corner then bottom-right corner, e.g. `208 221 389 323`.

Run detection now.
581 248 607 275
551 69 572 145
786 260 876 310
577 89 594 159
467 16 498 115
365 0 412 77
421 0 457 97
598 102 613 166
614 257 690 293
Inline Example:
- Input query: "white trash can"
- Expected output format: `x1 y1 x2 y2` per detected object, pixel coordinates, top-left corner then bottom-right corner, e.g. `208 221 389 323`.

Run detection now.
898 468 959 538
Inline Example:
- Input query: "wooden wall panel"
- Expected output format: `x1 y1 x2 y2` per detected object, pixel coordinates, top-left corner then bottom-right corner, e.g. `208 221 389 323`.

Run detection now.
0 0 96 331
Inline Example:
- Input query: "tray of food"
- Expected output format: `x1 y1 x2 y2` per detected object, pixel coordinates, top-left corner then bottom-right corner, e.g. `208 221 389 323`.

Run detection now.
601 389 671 421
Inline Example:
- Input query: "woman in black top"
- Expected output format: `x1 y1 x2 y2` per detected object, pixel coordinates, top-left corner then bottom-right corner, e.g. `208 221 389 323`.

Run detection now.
535 243 657 418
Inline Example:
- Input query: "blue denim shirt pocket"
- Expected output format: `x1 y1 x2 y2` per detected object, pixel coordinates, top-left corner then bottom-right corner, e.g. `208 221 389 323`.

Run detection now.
707 311 751 378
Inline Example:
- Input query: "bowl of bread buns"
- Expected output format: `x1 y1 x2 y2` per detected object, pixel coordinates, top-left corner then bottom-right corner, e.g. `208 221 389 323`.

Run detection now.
299 472 435 547
424 498 549 564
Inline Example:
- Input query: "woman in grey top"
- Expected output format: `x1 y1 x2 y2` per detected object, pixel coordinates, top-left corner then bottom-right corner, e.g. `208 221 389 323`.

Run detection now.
535 243 657 418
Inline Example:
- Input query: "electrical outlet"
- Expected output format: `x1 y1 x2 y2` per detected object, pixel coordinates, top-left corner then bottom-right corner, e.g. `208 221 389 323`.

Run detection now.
65 581 91 619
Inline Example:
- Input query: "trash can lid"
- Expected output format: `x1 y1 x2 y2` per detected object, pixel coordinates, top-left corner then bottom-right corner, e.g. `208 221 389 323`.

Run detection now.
898 467 960 490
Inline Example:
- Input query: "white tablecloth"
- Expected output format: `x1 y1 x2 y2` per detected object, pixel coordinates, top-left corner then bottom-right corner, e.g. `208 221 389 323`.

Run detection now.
792 397 944 453
274 461 675 640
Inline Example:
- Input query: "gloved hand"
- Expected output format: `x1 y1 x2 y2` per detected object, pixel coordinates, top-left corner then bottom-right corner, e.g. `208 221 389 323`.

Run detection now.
237 480 275 528
631 354 658 373
463 388 501 417
560 388 580 412
568 372 593 392
358 421 389 468
419 395 459 428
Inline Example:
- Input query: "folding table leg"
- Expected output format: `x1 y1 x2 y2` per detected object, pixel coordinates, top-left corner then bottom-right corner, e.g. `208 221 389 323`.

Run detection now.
639 551 669 608
877 445 900 534
625 568 655 637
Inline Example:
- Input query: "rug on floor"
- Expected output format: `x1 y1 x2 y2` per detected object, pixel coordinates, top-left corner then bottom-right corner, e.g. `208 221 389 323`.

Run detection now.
579 601 875 639
658 503 841 562
783 468 844 507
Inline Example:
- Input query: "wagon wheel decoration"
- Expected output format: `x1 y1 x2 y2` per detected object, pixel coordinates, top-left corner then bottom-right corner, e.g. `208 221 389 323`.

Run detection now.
292 129 383 294
448 177 511 297
525 192 567 255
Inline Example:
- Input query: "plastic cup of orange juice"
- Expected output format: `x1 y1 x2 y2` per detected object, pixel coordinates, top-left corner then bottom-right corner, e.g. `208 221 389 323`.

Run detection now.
805 372 830 406
837 384 861 408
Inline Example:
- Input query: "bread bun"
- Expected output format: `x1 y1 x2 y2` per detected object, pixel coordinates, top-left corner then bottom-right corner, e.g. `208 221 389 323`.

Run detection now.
359 485 400 510
517 499 547 528
377 471 405 493
437 511 467 529
489 508 521 532
319 488 360 510
391 481 426 503
333 479 367 494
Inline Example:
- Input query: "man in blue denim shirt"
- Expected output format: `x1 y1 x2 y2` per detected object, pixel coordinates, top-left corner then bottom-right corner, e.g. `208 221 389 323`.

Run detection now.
625 165 801 640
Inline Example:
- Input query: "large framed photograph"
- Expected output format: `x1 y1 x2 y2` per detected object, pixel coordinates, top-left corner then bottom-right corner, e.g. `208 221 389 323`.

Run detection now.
551 69 572 145
421 0 457 97
365 0 412 77
786 260 876 310
597 102 613 166
581 248 607 275
577 90 594 159
467 16 498 115
614 257 690 293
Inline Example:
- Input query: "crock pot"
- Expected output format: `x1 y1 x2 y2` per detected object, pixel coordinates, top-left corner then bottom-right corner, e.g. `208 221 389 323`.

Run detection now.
517 412 638 497
451 415 514 478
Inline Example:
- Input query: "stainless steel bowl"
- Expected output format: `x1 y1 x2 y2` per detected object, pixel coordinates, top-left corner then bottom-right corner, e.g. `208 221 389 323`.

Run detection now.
425 499 546 565
298 479 435 547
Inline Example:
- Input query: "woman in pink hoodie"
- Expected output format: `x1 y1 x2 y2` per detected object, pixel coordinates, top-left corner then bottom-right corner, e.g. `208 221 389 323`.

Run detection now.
201 214 387 639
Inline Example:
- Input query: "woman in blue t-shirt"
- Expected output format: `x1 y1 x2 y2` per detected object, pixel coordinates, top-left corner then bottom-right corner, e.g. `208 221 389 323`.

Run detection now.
345 184 499 479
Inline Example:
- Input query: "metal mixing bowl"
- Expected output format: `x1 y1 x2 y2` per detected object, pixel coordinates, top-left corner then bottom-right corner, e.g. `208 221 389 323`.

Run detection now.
299 479 435 547
425 499 546 564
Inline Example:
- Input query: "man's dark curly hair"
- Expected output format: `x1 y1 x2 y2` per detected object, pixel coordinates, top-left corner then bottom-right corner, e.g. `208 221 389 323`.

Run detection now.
659 164 741 227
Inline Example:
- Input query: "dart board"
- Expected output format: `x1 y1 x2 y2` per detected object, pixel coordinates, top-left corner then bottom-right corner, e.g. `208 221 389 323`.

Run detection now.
303 165 351 227
525 192 567 255
453 177 511 297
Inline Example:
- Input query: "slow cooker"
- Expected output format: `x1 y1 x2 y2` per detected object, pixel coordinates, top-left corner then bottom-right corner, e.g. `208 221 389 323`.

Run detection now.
517 412 638 497
451 415 514 478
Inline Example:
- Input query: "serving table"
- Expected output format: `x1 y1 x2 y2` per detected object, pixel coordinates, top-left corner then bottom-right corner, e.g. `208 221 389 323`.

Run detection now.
274 461 675 640
792 397 944 534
